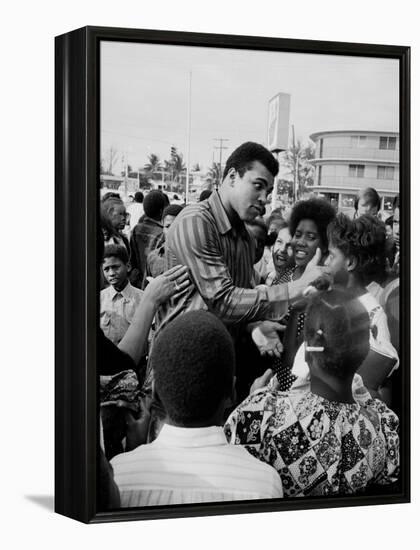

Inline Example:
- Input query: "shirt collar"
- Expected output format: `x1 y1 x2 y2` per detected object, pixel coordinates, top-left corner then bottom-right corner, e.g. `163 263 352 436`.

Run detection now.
109 281 133 300
155 424 228 448
144 216 163 228
207 191 232 235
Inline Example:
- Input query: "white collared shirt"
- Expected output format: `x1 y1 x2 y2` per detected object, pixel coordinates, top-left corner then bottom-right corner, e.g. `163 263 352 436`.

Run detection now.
100 282 144 344
111 424 283 507
290 291 399 386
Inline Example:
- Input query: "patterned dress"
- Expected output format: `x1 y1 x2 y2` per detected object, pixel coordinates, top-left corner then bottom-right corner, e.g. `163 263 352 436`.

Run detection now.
271 265 304 390
225 386 399 497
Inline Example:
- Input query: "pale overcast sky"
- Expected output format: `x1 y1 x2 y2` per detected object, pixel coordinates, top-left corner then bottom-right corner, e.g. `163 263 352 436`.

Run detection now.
100 41 399 174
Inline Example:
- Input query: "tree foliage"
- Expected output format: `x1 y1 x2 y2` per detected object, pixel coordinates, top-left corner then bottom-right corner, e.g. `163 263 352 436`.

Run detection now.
283 141 315 199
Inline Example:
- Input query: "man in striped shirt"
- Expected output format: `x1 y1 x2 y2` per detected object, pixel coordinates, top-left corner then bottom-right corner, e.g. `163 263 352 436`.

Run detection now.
158 142 326 332
111 311 283 506
154 143 328 398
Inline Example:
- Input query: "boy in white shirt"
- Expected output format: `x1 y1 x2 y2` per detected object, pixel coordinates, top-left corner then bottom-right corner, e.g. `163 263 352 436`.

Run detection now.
100 244 143 345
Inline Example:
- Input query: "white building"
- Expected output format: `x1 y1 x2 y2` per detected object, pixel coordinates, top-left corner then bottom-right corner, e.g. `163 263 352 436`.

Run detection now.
309 130 399 215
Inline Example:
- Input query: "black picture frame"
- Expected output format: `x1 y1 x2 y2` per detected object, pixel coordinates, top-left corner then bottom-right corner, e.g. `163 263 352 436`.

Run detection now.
55 25 410 524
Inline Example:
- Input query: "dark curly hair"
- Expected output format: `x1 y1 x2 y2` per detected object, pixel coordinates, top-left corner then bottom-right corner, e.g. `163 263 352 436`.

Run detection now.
143 190 166 220
103 244 129 265
327 213 387 285
151 311 235 426
289 198 336 251
222 141 279 180
162 204 183 219
304 287 370 379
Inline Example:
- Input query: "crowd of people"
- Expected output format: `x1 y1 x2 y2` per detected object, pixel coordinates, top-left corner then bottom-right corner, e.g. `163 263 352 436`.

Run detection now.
97 141 401 509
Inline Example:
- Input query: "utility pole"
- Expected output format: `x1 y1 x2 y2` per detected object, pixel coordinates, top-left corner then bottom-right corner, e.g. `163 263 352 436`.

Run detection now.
292 125 299 203
213 138 229 190
186 71 192 204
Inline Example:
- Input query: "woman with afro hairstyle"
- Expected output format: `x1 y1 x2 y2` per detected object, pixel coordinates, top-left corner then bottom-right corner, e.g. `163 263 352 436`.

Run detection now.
270 197 336 390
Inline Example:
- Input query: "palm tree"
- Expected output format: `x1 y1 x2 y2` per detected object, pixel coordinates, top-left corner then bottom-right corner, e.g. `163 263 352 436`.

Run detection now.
284 141 315 200
172 152 186 187
206 162 222 190
144 153 162 177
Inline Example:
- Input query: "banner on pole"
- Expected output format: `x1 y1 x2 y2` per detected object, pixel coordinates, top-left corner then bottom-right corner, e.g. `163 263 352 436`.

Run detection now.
267 93 290 152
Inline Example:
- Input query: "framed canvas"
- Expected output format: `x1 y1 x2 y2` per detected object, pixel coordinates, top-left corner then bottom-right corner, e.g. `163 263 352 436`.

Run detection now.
55 26 410 524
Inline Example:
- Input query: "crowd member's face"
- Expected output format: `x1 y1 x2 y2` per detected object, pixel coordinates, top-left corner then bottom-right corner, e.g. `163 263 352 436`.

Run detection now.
163 214 176 238
110 203 127 231
356 198 378 218
393 207 400 251
291 219 321 268
229 161 274 223
324 245 350 285
102 256 129 290
272 227 292 270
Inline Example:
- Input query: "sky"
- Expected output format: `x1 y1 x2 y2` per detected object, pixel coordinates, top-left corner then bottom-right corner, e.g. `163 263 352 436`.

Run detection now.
100 41 399 176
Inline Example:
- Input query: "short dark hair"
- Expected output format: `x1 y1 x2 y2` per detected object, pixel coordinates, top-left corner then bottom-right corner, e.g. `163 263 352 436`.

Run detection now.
327 213 387 285
134 191 144 203
199 189 212 202
151 311 235 425
355 187 381 213
143 190 166 220
304 287 370 379
162 204 183 219
102 244 129 265
101 192 121 202
222 142 279 180
289 198 336 250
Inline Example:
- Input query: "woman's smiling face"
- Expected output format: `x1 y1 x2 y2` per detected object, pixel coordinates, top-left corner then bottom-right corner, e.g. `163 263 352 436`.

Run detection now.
291 219 321 267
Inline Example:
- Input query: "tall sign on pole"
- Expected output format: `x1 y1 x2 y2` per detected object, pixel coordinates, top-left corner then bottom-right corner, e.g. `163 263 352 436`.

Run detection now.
267 93 291 209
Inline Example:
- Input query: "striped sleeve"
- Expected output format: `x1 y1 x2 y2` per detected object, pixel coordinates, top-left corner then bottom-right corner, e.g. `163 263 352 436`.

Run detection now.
169 210 289 324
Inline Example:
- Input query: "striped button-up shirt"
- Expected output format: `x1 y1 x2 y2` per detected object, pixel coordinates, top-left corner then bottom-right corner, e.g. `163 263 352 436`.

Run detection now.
111 424 283 506
156 191 289 333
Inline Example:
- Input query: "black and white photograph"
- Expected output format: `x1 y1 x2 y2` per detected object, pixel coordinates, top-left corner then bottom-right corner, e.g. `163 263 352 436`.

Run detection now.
95 35 407 514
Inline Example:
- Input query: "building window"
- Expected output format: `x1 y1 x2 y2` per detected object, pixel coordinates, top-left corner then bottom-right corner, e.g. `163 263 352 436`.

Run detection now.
351 135 367 147
349 164 365 178
318 165 322 185
341 193 357 208
377 166 395 180
379 136 397 150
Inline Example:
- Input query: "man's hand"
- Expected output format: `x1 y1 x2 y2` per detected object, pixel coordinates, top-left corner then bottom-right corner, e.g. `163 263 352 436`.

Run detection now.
251 321 286 357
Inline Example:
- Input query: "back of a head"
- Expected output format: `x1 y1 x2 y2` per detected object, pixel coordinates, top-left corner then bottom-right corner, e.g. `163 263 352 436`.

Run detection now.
151 311 235 426
328 213 387 285
143 190 166 220
222 141 279 180
134 191 144 203
304 287 370 379
162 204 184 219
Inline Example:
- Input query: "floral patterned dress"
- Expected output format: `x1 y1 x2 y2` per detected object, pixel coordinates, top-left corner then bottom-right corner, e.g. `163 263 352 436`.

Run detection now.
224 386 399 497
